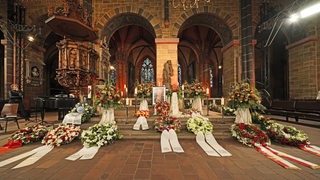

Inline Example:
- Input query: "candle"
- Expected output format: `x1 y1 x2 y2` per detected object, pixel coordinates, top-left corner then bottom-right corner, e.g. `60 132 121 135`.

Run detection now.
182 85 184 91
126 98 129 106
221 97 225 106
121 91 123 97
134 87 137 95
125 87 128 96
206 87 209 95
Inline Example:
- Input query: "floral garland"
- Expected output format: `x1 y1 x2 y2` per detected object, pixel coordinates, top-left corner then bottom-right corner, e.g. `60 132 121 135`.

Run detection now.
226 82 265 111
252 113 310 147
42 124 81 147
70 102 96 123
10 124 48 145
135 82 153 98
155 101 170 116
81 123 122 147
95 84 122 109
186 117 213 135
154 116 181 132
136 110 150 118
182 81 207 98
230 123 270 147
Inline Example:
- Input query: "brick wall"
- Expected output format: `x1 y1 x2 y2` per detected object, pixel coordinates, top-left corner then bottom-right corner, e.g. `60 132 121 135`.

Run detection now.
287 37 318 99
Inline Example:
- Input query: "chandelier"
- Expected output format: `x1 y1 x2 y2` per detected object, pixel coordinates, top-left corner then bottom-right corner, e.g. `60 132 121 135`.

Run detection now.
172 0 211 10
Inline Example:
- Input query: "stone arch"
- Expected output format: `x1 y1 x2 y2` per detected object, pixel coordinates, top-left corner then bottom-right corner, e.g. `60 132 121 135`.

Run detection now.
176 13 233 46
172 6 239 46
96 7 160 42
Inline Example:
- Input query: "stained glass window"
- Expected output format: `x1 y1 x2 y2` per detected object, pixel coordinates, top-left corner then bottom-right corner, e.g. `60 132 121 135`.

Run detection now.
209 66 213 88
109 66 116 86
141 58 154 83
178 63 182 86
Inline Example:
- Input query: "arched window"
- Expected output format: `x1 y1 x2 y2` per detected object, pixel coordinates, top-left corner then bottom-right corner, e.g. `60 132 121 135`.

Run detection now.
178 63 182 86
109 65 116 86
141 58 154 83
209 66 213 88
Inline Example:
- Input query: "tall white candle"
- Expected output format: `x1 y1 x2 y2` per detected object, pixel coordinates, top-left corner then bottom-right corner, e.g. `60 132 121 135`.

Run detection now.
221 97 225 106
206 87 209 95
134 87 137 95
182 85 184 91
126 98 129 106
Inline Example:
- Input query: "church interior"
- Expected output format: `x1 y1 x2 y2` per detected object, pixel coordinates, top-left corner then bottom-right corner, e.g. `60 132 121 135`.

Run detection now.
0 0 320 179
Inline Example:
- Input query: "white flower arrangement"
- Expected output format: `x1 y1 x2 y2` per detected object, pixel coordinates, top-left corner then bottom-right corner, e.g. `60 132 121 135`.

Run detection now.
186 117 213 135
81 123 123 147
42 124 81 147
70 102 96 123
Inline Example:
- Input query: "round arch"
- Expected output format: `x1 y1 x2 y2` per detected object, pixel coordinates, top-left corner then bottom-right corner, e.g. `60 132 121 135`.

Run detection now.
100 13 156 43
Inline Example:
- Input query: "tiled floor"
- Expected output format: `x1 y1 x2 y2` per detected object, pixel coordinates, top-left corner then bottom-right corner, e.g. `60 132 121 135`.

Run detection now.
0 112 320 180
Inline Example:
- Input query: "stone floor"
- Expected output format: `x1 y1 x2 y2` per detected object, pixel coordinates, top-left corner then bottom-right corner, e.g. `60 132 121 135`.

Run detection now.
0 112 320 180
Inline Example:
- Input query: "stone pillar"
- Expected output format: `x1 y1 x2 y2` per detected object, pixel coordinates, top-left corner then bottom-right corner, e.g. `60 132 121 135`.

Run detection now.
240 0 255 85
222 40 240 96
155 38 179 89
1 39 8 99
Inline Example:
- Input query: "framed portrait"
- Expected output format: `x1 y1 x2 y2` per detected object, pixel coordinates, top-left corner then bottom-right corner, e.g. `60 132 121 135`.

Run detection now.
152 86 166 105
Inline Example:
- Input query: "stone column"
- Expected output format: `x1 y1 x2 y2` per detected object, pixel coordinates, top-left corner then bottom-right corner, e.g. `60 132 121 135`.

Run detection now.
1 39 8 99
155 38 179 89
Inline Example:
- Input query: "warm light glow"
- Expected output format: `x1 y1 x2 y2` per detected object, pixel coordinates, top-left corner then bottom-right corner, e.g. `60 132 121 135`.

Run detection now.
288 13 299 23
110 65 115 70
27 35 35 42
218 65 222 69
300 2 320 18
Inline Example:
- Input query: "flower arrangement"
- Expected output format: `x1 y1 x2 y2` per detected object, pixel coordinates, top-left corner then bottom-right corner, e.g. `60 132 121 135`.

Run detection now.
81 123 122 147
42 124 81 147
136 110 150 118
226 82 265 111
10 124 48 145
265 122 309 147
230 123 270 147
222 106 235 116
182 81 207 98
186 117 213 135
251 112 309 147
155 101 170 116
135 82 153 98
154 116 181 132
95 84 122 109
70 102 97 123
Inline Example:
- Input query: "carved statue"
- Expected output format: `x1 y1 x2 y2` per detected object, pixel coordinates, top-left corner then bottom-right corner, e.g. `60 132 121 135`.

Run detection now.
163 60 173 88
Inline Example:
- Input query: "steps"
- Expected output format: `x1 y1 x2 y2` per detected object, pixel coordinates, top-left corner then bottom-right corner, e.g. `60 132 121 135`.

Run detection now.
89 108 235 140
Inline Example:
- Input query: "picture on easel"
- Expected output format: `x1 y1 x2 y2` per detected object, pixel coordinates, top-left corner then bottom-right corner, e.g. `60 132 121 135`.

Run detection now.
152 86 166 105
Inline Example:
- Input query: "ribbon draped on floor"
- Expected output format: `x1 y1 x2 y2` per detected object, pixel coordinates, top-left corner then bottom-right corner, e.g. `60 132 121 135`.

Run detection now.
196 132 232 157
0 140 23 154
66 146 100 161
160 129 184 153
299 145 320 157
254 144 320 170
0 145 53 169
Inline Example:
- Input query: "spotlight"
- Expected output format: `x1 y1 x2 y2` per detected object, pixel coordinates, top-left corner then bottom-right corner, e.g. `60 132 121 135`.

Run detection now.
288 13 299 23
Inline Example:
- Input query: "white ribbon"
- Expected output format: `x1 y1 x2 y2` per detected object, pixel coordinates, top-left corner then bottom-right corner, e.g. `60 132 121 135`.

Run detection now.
160 130 172 153
205 132 231 156
168 129 184 153
66 146 100 161
0 145 54 169
196 132 220 156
